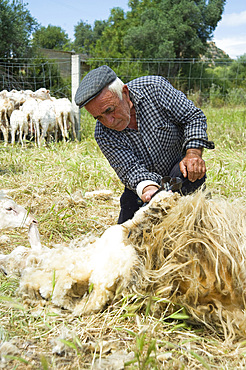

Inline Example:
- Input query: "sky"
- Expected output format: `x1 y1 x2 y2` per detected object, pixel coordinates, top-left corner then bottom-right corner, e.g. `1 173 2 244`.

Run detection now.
26 0 246 59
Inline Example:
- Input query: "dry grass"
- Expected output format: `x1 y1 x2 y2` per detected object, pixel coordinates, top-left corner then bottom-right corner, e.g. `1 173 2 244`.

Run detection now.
0 106 246 369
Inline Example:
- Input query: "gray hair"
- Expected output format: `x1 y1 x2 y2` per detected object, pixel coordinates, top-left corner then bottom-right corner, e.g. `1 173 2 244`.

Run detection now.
108 77 124 100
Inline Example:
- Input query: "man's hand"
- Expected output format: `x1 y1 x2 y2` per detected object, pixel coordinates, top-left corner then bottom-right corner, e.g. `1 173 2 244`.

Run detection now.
179 148 205 182
141 185 159 203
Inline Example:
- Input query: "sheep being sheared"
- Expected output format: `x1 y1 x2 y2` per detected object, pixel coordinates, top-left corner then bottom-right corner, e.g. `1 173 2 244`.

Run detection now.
1 189 246 339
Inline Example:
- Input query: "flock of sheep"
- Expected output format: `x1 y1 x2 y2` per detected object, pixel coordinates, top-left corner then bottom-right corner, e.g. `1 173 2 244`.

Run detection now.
1 189 246 339
0 88 77 146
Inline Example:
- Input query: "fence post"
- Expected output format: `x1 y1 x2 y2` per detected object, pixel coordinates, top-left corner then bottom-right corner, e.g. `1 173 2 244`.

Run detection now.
71 54 81 140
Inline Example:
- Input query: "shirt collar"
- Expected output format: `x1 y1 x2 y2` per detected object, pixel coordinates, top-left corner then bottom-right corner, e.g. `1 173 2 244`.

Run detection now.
127 86 143 107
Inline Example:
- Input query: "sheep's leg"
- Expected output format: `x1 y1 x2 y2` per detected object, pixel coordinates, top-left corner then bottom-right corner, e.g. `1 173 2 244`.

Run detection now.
51 273 75 310
11 128 16 145
3 111 9 146
1 126 9 146
29 117 34 141
23 125 28 147
34 120 40 147
19 127 24 147
46 132 51 144
73 284 114 316
19 270 45 300
69 112 77 141
63 113 69 139
57 115 66 142
54 124 58 143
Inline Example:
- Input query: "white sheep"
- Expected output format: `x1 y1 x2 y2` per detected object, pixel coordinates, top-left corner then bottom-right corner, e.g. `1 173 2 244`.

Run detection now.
0 98 9 145
0 90 8 99
33 88 51 101
9 109 28 147
0 97 16 145
2 189 246 340
1 90 77 145
20 98 40 143
5 90 26 109
33 99 57 146
52 97 77 141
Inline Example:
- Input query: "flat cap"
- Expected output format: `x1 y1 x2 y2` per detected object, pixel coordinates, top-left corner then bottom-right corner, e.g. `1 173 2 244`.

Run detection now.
75 65 117 108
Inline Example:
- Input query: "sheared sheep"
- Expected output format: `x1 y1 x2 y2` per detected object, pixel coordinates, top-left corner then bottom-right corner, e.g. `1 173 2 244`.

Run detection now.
33 88 50 101
33 99 57 146
0 89 77 144
9 109 28 147
51 97 77 141
0 97 14 145
20 97 39 141
1 189 246 339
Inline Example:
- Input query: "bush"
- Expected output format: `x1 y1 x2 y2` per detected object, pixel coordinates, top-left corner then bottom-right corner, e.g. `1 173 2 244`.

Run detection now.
208 83 225 107
225 88 246 106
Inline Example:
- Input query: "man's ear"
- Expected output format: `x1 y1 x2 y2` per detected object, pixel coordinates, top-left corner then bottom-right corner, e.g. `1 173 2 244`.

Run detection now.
122 85 130 98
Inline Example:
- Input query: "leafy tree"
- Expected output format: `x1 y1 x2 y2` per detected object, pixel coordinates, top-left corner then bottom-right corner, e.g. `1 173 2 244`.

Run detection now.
93 7 130 58
0 0 37 58
124 0 226 59
93 20 108 40
73 21 94 54
123 7 175 59
73 20 108 54
91 0 226 60
31 24 70 50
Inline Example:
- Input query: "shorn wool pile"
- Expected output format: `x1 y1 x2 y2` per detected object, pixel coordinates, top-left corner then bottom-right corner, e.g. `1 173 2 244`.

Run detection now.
1 189 246 339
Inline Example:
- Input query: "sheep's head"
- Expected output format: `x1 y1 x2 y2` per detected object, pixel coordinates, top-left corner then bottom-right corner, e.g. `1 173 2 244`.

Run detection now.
0 195 37 230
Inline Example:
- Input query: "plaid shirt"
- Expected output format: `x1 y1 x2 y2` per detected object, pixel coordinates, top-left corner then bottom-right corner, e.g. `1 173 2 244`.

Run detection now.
94 75 214 193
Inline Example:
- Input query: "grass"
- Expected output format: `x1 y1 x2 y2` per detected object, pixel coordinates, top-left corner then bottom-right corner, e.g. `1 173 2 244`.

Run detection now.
0 106 246 368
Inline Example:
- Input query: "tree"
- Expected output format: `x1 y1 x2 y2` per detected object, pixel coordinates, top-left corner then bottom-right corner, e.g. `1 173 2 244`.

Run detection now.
0 0 37 58
93 7 130 58
73 20 107 54
73 21 94 54
124 0 226 59
90 0 226 60
31 25 70 50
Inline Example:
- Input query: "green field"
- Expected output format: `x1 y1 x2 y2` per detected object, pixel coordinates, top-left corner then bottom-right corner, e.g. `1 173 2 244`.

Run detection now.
0 106 245 369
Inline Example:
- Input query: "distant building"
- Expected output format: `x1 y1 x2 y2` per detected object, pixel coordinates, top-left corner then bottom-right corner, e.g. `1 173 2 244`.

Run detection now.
39 48 90 79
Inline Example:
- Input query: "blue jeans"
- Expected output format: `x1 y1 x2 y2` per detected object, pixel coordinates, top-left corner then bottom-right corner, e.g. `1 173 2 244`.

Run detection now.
117 161 206 224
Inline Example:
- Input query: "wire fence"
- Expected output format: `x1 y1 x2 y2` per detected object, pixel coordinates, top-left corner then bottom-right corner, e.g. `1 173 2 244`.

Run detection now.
1 56 246 105
0 58 71 97
85 58 246 105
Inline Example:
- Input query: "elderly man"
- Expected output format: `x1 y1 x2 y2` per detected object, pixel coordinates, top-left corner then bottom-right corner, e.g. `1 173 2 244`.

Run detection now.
75 65 214 224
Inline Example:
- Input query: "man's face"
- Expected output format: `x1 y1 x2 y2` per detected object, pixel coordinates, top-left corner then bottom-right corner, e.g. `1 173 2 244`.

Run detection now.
85 85 132 131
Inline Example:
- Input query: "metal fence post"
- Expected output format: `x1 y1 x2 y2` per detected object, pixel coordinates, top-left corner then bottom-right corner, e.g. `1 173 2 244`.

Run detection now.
71 54 81 140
